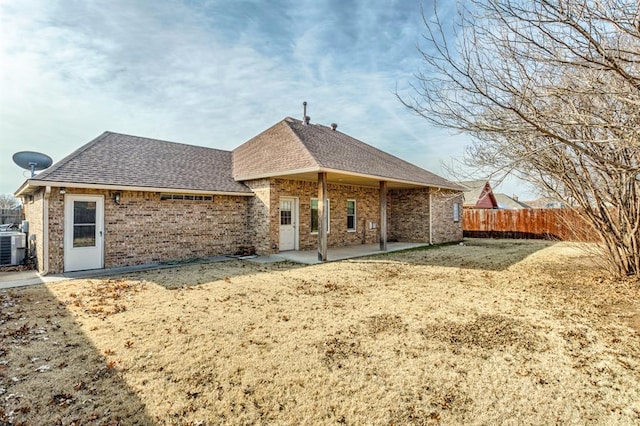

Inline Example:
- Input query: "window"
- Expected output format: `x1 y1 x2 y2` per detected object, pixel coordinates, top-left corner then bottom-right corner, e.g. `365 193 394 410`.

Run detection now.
310 198 330 233
280 200 292 225
453 202 460 222
160 194 213 201
347 200 356 231
73 201 96 247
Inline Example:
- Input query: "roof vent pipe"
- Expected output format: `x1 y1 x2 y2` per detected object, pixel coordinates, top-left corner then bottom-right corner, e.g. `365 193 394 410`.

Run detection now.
330 123 337 131
302 101 311 125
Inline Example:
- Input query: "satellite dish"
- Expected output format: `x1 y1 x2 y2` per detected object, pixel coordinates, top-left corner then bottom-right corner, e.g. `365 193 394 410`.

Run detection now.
13 151 53 178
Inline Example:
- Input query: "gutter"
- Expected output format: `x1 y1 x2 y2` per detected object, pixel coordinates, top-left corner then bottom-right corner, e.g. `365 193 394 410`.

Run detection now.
43 186 50 275
429 191 433 245
15 180 254 197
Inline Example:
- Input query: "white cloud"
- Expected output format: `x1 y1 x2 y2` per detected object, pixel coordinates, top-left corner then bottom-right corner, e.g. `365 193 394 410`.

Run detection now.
0 0 531 198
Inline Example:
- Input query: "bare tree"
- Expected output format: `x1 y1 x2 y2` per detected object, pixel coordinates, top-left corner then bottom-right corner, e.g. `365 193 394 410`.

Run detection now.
400 0 640 277
0 194 20 210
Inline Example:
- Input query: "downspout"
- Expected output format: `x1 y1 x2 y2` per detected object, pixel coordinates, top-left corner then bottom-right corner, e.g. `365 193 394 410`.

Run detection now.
429 190 433 245
43 186 51 274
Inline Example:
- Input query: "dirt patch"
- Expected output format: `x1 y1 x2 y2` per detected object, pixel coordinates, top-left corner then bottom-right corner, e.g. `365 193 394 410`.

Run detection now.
422 314 544 352
1 239 639 424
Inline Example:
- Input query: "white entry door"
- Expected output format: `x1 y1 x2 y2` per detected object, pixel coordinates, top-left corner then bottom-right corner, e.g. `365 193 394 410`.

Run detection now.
279 198 297 251
64 195 104 272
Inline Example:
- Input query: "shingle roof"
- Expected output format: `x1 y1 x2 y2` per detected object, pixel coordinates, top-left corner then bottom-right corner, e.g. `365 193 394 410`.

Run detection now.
232 119 317 178
494 193 532 209
30 132 252 194
233 117 461 190
22 118 463 195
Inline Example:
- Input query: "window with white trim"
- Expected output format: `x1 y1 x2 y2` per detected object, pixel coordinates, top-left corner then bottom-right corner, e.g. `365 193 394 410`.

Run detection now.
347 200 356 231
453 202 460 222
310 198 330 233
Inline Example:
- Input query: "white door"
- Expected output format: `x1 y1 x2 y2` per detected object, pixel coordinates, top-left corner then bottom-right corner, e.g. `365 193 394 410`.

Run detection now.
279 198 297 251
64 195 104 272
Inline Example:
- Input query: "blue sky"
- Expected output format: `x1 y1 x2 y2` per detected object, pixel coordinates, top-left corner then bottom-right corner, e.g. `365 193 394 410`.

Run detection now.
0 0 532 197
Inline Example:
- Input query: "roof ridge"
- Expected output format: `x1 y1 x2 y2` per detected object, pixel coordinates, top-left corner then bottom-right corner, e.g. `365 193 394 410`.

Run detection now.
102 131 233 154
294 120 457 185
280 118 321 167
35 131 111 180
23 131 251 194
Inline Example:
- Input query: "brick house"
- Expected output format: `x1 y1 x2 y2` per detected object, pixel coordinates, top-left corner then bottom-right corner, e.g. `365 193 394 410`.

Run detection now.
15 116 463 274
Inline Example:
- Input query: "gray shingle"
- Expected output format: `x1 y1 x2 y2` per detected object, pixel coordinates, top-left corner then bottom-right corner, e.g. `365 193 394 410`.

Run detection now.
34 132 251 194
232 120 316 178
33 118 462 194
234 117 461 190
494 193 532 209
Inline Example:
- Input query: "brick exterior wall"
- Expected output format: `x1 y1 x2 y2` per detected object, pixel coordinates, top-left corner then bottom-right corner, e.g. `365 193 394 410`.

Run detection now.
430 188 464 244
21 189 44 273
47 190 64 273
22 181 462 274
41 187 251 274
243 179 273 255
389 187 463 244
388 188 431 242
271 179 381 251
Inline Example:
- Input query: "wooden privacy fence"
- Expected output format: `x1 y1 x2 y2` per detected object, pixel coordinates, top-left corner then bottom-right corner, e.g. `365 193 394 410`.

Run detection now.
463 208 599 242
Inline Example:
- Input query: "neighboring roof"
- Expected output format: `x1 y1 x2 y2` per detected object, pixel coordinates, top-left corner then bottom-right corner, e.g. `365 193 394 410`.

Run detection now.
233 117 462 190
458 180 499 208
494 193 532 209
17 132 252 195
525 197 568 209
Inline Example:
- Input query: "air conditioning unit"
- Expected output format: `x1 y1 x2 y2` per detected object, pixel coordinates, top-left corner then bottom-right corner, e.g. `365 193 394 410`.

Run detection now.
0 231 26 266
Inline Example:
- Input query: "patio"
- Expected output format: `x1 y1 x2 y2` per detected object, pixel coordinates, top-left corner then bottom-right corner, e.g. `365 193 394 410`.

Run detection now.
267 242 430 265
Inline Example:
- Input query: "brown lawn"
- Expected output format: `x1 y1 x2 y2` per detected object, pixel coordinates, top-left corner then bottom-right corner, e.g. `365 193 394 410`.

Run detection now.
1 239 639 425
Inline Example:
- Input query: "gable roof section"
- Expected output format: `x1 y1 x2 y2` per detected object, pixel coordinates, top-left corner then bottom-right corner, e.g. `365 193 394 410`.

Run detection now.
233 117 461 190
18 132 252 195
232 119 317 178
458 180 499 208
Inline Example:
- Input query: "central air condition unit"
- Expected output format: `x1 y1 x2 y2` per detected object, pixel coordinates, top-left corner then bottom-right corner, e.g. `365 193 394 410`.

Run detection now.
0 231 26 266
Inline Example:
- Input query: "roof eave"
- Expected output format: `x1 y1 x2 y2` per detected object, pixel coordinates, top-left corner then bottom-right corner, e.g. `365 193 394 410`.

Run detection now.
320 167 463 190
233 166 322 182
15 180 254 197
236 167 463 191
14 180 33 197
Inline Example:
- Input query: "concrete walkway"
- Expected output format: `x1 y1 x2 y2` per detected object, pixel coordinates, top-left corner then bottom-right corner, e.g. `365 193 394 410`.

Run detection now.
0 270 68 289
0 256 231 290
0 243 428 289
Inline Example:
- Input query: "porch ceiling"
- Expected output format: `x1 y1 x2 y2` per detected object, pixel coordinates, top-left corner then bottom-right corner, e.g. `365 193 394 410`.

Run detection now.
274 170 427 189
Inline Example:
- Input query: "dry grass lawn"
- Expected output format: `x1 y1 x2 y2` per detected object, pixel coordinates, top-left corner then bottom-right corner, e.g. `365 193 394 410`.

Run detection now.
1 239 639 425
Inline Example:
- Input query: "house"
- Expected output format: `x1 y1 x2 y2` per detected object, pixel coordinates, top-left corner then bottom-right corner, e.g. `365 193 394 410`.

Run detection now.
494 193 532 210
458 180 498 209
525 197 568 209
15 116 464 274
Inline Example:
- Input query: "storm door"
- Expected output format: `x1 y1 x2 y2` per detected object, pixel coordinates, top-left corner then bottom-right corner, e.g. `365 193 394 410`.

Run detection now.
64 195 104 271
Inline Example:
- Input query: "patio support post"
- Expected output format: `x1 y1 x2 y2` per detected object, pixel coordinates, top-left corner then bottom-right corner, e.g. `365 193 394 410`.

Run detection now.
379 180 388 251
317 172 328 261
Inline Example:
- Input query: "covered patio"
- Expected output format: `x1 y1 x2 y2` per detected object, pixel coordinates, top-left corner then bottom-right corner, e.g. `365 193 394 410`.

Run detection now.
269 242 430 265
233 116 464 260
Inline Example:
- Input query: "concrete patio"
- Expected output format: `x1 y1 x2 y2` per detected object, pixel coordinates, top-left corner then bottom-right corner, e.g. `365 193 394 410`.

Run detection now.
266 242 430 264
